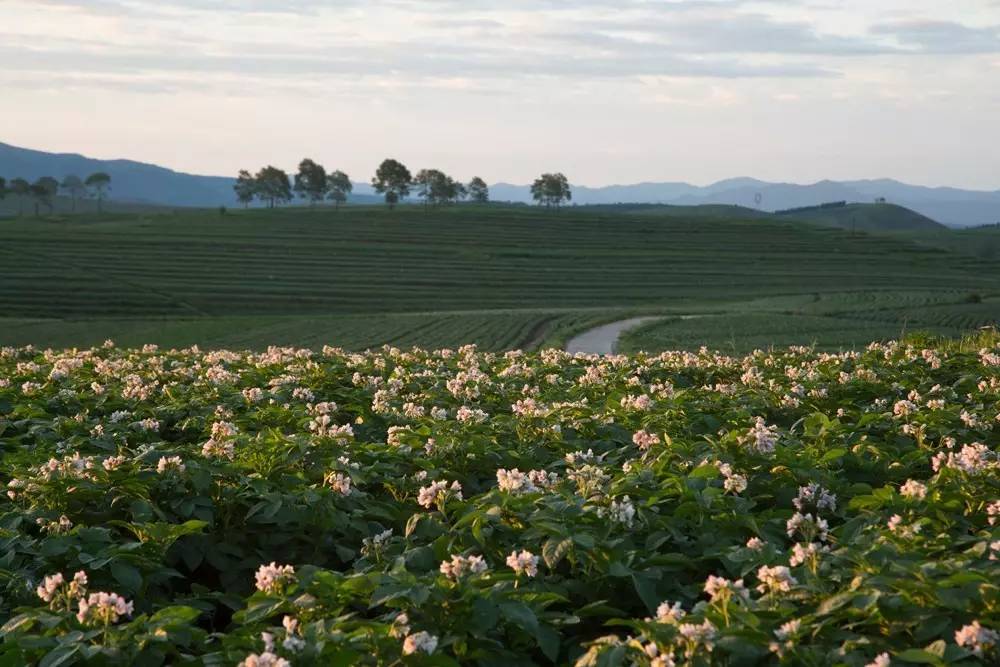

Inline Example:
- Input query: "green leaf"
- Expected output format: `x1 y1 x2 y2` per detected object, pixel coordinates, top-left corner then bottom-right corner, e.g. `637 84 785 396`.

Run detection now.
39 645 80 667
542 537 572 570
111 561 143 592
820 448 847 463
499 601 538 635
894 649 944 665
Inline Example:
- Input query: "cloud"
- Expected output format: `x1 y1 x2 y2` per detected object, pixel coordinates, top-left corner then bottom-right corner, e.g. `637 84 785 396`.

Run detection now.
871 20 1000 54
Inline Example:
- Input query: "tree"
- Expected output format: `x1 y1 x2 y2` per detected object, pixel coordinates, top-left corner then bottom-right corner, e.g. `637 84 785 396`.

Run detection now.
10 178 30 216
60 175 86 213
467 177 489 203
449 178 467 203
414 169 445 207
85 172 112 213
293 158 328 206
0 177 6 203
30 177 59 216
530 173 571 209
326 170 352 210
372 159 412 209
254 166 292 209
233 170 257 208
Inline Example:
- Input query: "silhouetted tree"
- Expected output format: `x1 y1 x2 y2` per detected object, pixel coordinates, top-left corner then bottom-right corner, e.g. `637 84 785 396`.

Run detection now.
0 177 6 203
467 177 489 203
531 173 571 209
30 177 59 216
234 170 257 208
294 158 328 206
414 169 444 207
372 159 412 209
85 172 112 213
10 178 30 216
254 166 292 209
60 175 85 213
326 170 352 210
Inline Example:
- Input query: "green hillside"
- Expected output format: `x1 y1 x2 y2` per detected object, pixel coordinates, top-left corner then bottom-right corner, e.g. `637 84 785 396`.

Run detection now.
774 202 946 232
0 205 997 351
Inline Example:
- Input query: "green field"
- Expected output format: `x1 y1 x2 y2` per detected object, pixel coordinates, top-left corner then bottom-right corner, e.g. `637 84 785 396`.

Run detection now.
1 205 998 351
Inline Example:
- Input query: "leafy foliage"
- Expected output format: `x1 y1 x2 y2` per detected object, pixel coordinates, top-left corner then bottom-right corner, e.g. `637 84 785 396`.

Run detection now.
0 335 998 665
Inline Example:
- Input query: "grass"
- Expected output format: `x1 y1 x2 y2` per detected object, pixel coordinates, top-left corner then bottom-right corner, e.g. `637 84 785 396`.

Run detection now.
1 204 999 351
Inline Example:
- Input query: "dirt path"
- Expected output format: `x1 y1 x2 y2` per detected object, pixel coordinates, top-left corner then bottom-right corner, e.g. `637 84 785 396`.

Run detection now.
564 316 663 355
564 314 714 355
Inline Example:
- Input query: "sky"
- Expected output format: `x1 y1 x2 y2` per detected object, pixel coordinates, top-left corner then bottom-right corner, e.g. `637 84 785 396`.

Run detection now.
3 0 1000 189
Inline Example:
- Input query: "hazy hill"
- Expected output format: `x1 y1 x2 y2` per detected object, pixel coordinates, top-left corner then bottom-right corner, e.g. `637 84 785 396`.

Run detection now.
0 142 379 208
773 202 946 232
2 141 998 225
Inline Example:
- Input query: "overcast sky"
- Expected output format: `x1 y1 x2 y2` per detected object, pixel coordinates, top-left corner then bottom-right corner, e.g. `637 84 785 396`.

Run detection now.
3 0 1000 188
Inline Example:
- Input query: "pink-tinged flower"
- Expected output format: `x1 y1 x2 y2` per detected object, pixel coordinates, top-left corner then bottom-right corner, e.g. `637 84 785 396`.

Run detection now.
439 554 488 580
865 652 891 667
36 571 85 606
506 550 539 577
900 479 927 500
156 456 185 474
955 621 999 656
237 652 290 667
746 537 765 551
324 472 352 496
417 480 462 508
756 565 797 595
655 601 686 624
76 591 134 625
632 430 661 450
703 575 748 602
254 562 295 594
402 631 439 655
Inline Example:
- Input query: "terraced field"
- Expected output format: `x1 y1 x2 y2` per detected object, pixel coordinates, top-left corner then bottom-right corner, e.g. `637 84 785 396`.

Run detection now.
0 205 998 350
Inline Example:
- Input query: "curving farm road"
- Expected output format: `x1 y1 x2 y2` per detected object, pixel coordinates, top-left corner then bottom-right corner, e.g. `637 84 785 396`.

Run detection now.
564 316 663 355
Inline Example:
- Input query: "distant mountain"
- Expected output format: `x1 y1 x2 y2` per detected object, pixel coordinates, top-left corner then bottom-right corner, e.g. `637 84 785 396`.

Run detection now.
2 141 998 226
0 142 379 207
491 177 1000 227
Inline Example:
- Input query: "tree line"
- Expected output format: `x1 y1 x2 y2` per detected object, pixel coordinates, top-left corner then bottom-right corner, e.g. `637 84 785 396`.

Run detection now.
235 158 573 209
0 173 112 216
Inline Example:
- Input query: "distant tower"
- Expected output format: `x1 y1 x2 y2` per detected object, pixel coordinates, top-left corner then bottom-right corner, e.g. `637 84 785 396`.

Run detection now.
754 192 763 209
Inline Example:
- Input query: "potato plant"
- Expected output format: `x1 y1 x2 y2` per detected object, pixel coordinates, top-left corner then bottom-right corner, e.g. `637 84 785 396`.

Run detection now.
0 336 998 665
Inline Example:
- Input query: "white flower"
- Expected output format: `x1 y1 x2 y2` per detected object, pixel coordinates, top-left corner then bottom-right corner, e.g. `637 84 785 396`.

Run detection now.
607 495 636 527
746 537 765 551
742 417 778 455
506 550 539 577
774 618 801 641
402 631 439 655
793 483 837 513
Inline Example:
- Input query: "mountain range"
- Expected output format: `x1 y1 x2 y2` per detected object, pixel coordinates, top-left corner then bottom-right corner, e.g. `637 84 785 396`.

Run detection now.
2 141 998 227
